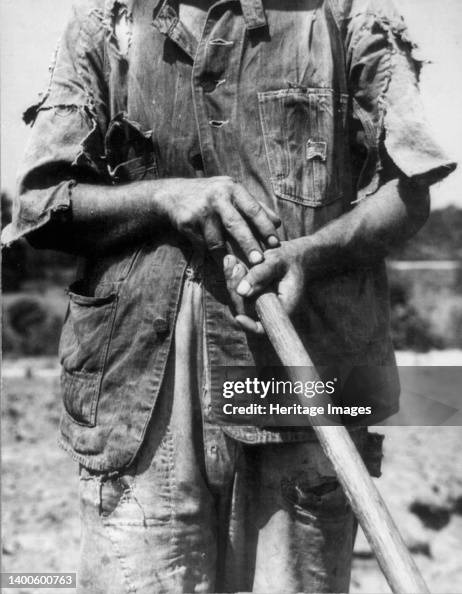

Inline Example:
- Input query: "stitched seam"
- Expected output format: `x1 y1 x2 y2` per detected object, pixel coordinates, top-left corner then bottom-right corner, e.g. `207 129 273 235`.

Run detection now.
257 93 286 183
104 524 137 593
258 88 344 206
272 183 343 207
165 428 177 560
62 294 118 426
122 259 187 471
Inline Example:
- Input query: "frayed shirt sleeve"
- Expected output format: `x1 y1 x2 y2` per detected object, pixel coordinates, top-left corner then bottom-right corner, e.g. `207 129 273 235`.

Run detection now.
2 0 108 248
338 0 456 200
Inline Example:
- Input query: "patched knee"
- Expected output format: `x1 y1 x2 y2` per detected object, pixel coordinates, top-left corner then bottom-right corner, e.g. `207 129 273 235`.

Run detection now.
79 466 132 517
100 474 131 516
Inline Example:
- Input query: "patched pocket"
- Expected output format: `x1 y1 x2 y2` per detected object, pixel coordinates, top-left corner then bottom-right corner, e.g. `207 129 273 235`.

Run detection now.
258 87 347 207
59 281 118 427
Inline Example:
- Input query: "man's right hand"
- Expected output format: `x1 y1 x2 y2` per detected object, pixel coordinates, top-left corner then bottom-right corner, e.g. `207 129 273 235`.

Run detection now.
161 176 281 264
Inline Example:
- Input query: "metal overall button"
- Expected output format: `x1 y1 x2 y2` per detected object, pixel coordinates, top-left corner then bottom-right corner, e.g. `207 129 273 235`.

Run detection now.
153 317 169 335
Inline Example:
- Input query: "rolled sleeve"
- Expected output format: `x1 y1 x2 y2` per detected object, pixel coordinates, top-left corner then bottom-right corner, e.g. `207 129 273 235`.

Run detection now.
2 181 74 247
1 0 108 248
341 0 457 199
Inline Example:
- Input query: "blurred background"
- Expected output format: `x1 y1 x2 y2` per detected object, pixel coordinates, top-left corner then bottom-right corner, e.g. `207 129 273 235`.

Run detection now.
1 1 462 593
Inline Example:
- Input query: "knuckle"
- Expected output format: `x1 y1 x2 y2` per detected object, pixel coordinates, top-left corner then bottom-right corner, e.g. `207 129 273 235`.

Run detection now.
217 175 233 184
202 192 216 207
223 217 242 233
213 189 231 207
266 249 281 264
176 214 190 231
216 176 234 193
252 264 271 284
208 240 225 251
247 201 263 217
247 270 259 284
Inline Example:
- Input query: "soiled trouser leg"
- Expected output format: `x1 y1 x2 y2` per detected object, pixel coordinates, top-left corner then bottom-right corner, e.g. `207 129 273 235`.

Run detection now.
78 264 383 593
222 429 380 594
78 273 219 594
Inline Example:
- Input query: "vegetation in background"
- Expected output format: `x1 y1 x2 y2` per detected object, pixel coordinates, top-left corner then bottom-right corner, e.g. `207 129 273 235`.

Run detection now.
2 294 65 357
2 193 76 292
389 206 462 261
389 281 443 352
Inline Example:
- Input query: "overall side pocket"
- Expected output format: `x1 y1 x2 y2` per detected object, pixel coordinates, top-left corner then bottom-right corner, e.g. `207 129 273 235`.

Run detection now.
59 281 118 427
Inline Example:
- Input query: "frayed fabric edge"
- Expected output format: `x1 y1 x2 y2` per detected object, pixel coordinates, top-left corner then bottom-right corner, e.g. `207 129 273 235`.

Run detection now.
351 12 432 204
23 44 60 126
1 180 75 249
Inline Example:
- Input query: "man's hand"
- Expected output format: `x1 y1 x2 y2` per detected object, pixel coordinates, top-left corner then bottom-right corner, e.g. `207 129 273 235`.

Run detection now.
223 241 305 334
39 176 280 256
222 177 432 335
162 176 280 263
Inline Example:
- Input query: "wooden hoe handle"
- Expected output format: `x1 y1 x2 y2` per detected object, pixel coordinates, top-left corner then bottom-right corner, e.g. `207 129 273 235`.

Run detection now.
255 291 430 594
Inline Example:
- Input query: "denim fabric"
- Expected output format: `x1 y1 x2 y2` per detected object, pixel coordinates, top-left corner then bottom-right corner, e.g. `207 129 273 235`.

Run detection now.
77 272 384 593
1 0 455 470
79 430 382 593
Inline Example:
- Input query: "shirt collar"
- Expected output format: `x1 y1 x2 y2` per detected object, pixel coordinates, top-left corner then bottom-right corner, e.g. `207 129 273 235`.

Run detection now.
153 0 267 33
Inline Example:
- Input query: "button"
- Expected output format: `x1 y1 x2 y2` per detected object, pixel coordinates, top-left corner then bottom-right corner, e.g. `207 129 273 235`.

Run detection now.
153 317 169 334
200 76 217 93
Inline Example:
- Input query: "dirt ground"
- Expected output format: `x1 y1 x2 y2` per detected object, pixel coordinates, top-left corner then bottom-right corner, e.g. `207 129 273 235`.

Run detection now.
2 357 462 594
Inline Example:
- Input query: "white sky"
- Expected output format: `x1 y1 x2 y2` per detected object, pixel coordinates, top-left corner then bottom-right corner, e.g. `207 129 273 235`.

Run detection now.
1 0 461 208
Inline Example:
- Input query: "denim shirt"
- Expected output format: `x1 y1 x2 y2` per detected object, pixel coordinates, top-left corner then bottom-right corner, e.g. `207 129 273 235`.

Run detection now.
2 0 455 471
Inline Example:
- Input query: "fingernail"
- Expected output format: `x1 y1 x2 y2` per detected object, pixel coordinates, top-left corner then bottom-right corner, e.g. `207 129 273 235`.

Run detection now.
237 280 252 296
249 250 263 264
223 255 232 268
267 235 280 247
232 264 242 277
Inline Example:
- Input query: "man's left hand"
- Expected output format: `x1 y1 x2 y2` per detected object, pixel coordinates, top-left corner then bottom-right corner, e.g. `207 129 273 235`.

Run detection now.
223 241 305 334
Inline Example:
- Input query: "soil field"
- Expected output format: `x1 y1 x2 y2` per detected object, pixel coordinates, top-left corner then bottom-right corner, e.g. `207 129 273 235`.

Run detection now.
1 357 462 594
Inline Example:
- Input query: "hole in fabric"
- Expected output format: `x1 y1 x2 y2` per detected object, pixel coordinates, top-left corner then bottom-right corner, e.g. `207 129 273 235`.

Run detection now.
209 120 229 128
113 5 132 56
100 476 127 516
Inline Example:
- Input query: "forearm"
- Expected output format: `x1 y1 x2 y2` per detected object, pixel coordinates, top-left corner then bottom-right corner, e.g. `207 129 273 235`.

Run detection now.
27 175 280 260
28 179 181 255
69 180 170 254
295 178 430 277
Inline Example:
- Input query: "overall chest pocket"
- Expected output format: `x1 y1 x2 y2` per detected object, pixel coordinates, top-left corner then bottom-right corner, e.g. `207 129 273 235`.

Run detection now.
258 88 347 207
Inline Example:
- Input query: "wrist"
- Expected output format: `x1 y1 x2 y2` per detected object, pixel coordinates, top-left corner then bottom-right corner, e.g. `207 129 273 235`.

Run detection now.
291 235 319 275
144 178 186 225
